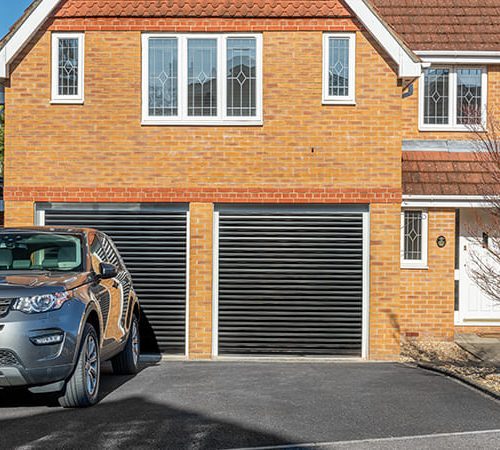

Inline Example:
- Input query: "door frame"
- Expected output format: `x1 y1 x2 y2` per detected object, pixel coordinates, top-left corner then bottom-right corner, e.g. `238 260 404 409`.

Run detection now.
212 204 371 359
35 202 191 356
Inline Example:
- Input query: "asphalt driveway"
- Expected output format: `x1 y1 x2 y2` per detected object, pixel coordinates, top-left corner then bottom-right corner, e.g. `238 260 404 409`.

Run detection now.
0 361 499 449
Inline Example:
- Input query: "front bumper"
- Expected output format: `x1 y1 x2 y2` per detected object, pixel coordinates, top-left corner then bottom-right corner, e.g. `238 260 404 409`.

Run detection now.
0 299 86 388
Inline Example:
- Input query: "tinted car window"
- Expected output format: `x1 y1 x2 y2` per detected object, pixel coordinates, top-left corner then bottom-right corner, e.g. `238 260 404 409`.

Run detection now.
0 233 83 271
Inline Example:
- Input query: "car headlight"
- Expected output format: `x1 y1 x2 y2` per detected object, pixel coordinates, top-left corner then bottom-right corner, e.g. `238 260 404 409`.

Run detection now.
12 292 72 314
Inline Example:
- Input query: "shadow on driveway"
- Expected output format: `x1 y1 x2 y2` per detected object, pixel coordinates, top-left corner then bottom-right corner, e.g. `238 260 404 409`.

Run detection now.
0 395 288 449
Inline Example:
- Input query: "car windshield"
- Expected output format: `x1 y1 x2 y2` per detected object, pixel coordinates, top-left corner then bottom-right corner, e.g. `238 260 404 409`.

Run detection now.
0 232 84 272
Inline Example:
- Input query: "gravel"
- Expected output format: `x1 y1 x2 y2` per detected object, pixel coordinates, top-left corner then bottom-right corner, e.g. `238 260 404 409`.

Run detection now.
401 340 500 396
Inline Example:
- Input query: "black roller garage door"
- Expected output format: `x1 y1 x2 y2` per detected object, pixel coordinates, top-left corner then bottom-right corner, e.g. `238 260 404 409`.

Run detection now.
216 205 367 357
40 203 188 354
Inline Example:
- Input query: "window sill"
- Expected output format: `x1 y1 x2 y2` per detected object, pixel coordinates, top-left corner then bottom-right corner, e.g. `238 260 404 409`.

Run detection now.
401 263 428 270
418 125 481 133
50 99 84 105
141 119 263 127
322 99 356 106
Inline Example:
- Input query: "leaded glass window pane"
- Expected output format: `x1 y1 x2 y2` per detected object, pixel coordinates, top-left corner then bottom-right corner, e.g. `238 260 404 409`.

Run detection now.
58 38 79 96
423 68 449 125
328 38 349 97
227 38 257 117
457 68 482 125
188 39 217 117
404 211 423 260
148 38 178 117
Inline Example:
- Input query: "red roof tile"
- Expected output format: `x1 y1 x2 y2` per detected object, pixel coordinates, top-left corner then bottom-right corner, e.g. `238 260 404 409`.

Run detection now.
371 0 500 51
54 1 352 18
402 151 500 196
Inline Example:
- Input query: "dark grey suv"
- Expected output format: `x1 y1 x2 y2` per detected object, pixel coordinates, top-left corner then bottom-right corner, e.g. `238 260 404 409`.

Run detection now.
0 228 140 408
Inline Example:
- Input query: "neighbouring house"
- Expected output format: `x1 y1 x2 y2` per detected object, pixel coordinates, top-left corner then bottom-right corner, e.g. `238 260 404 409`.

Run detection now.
0 0 498 360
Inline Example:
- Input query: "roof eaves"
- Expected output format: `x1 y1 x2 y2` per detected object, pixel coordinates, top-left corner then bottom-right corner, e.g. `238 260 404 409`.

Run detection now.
345 0 421 77
0 0 61 79
0 0 43 51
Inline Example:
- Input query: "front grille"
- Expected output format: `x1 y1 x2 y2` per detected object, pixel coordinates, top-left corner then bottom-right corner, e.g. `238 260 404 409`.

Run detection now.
0 350 20 367
0 298 12 317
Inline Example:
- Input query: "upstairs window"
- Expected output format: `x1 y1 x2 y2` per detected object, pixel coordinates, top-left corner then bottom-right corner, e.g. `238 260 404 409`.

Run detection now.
420 66 487 131
401 210 428 269
322 33 356 104
142 34 262 125
51 33 84 103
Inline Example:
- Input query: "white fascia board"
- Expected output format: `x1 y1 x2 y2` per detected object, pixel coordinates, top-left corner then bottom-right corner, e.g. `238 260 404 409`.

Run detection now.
416 50 500 65
344 0 421 78
0 0 61 79
402 195 496 208
0 48 6 78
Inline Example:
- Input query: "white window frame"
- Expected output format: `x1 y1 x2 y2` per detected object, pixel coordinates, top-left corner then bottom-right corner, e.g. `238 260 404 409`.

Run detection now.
401 209 428 269
51 32 85 104
142 33 263 126
418 66 487 132
322 32 356 105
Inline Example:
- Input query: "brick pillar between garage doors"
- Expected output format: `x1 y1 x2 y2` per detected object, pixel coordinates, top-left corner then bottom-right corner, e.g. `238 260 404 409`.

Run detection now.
188 202 214 359
4 201 34 227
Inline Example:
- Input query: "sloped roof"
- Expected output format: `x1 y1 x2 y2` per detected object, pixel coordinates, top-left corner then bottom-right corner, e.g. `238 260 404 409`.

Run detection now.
0 0 422 79
54 0 351 17
403 151 499 196
372 0 500 51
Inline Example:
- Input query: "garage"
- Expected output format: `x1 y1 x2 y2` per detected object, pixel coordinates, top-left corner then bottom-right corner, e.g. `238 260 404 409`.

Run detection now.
214 205 369 357
37 203 188 355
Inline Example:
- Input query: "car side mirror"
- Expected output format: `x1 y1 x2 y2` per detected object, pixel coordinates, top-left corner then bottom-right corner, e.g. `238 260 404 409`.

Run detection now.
99 262 118 280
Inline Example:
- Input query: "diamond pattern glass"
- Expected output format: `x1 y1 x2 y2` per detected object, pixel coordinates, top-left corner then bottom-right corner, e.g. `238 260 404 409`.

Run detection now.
423 68 449 125
149 38 178 117
188 39 217 117
227 38 257 117
58 38 79 96
457 68 482 125
404 211 423 260
328 38 349 97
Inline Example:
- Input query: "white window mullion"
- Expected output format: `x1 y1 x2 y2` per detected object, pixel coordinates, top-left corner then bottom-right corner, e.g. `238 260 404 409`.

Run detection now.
449 68 457 128
179 36 188 121
218 36 225 121
220 36 228 121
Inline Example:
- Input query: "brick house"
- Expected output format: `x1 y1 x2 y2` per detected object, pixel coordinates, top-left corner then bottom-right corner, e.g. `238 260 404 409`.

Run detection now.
0 0 498 360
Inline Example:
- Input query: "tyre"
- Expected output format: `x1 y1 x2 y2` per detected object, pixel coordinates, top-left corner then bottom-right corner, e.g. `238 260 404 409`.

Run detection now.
58 323 100 408
111 315 140 375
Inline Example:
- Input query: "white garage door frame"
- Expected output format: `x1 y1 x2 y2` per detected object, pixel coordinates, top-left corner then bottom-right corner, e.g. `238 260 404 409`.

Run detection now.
35 202 191 357
212 204 371 359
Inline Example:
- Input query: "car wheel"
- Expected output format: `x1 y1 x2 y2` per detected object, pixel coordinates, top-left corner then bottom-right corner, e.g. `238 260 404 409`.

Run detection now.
111 315 140 375
58 323 100 408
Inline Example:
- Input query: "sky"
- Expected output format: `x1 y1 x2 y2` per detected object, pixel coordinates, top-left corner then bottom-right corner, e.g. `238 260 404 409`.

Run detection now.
0 0 32 39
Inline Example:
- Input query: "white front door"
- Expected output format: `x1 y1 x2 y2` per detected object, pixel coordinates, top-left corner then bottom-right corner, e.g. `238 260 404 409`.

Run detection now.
458 209 500 324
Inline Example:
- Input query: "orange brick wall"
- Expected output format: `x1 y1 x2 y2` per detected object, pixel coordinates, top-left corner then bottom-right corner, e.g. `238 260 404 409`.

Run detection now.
369 203 402 359
4 20 404 359
400 209 456 341
4 201 34 227
188 203 213 359
402 66 500 140
4 27 402 194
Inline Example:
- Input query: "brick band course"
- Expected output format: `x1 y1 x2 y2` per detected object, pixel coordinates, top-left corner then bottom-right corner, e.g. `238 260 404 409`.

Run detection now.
4 187 402 204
